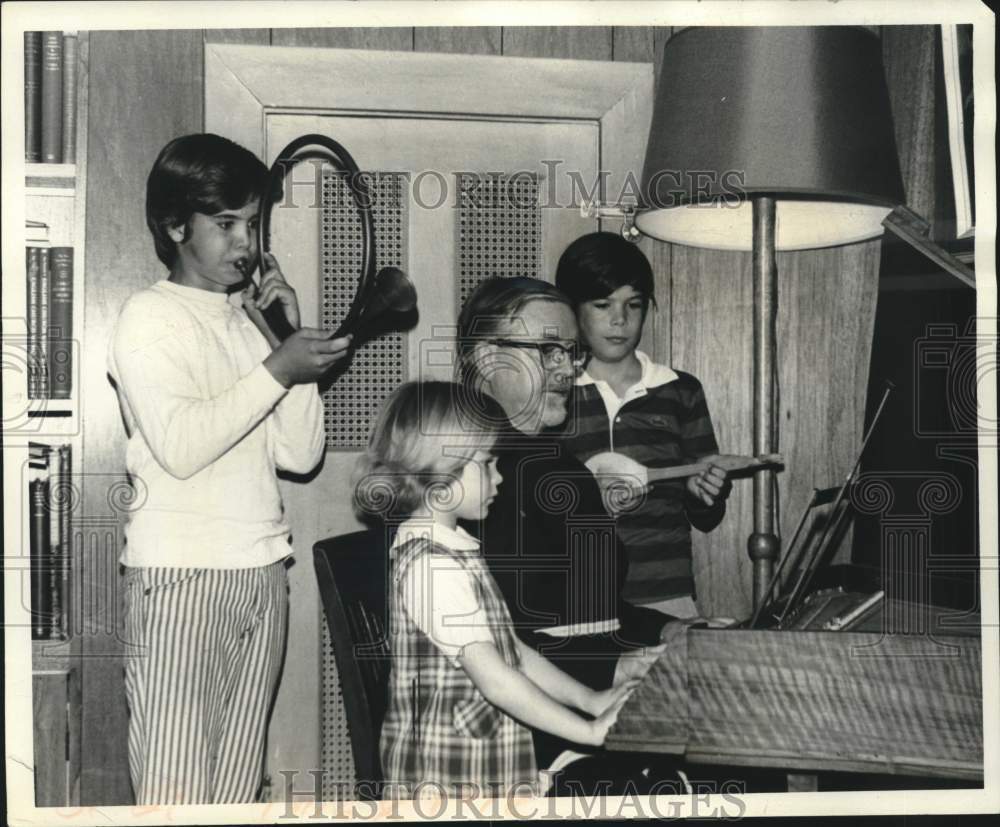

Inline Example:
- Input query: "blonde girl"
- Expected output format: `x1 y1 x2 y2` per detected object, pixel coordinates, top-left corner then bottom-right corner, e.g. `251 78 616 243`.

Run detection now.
355 381 632 799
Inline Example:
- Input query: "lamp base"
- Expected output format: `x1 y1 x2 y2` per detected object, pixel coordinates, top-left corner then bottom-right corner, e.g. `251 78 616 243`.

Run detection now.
748 531 780 609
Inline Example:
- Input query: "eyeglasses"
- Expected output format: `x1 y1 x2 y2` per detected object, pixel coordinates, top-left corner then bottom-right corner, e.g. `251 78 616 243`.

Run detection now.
489 338 588 370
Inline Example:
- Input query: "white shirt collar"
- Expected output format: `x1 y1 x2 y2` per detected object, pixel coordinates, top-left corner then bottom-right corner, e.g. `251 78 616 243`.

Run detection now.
392 518 480 552
157 279 240 315
576 350 678 391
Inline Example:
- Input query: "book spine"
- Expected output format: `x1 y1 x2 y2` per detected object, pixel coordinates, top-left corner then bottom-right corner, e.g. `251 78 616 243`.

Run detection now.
40 31 63 164
61 34 77 165
37 248 51 398
26 246 41 398
58 445 72 640
48 448 63 639
25 32 42 162
30 476 52 641
49 247 73 399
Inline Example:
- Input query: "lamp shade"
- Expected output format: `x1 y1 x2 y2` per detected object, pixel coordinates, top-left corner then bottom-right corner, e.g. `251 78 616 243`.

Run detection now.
635 27 905 251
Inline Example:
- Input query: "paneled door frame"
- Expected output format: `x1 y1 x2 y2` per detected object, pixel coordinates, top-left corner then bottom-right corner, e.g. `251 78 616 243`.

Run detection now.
204 43 652 209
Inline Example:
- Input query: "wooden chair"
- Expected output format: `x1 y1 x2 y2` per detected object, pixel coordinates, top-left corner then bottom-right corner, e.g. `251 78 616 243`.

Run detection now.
313 528 393 799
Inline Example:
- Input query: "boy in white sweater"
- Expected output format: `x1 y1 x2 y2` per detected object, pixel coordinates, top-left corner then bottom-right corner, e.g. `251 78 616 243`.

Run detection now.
108 134 351 804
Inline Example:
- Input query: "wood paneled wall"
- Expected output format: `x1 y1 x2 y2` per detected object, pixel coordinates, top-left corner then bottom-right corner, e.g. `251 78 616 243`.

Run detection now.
79 25 940 803
671 242 883 617
81 30 204 805
882 26 954 239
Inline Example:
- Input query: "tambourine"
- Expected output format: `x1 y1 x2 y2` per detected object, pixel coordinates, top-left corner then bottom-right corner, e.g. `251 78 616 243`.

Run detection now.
238 134 416 344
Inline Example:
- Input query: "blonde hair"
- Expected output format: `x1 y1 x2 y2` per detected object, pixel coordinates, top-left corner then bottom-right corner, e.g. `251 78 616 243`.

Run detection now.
353 381 506 520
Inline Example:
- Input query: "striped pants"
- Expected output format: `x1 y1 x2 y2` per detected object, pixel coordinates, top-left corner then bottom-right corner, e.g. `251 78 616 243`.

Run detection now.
123 562 288 804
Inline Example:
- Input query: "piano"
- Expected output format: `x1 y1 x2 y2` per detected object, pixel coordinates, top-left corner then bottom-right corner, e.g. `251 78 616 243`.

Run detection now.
606 595 983 785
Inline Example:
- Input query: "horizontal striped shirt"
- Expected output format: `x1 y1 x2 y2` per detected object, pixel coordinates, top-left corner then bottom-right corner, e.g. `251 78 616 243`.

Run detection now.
561 352 724 604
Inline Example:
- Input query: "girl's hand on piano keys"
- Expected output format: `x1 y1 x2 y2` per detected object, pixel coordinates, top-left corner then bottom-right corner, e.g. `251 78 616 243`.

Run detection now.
659 618 692 647
613 645 667 685
686 456 729 507
586 679 639 718
588 684 636 746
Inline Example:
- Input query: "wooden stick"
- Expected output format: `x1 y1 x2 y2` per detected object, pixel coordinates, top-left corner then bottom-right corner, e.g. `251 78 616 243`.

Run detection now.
586 452 783 488
645 453 783 484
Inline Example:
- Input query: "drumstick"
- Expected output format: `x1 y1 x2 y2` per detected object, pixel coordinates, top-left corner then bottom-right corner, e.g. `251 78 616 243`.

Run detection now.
585 452 783 487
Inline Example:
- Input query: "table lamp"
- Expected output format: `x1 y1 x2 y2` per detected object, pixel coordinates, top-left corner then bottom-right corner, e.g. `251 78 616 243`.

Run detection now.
634 27 906 608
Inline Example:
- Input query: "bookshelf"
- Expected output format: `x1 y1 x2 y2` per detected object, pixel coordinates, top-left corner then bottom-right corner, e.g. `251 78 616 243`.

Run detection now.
5 30 89 808
27 165 77 189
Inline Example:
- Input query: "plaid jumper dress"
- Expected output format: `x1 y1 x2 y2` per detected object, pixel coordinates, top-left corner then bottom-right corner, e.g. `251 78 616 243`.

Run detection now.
380 537 538 798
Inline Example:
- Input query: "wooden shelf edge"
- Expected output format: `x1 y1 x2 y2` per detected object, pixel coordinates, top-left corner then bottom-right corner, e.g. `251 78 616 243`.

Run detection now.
26 163 76 178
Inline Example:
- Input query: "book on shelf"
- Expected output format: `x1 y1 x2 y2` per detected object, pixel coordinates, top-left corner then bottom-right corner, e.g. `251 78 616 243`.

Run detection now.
61 33 78 165
29 471 50 640
25 32 42 163
25 31 77 164
56 445 72 640
49 247 74 399
26 226 50 400
46 447 63 633
40 32 63 164
26 222 74 400
28 442 72 642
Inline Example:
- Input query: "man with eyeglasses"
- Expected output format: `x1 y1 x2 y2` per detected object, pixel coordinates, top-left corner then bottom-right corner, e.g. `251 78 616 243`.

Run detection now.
457 277 668 769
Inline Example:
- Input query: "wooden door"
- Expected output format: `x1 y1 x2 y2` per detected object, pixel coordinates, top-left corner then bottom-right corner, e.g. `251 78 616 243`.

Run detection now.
267 113 598 785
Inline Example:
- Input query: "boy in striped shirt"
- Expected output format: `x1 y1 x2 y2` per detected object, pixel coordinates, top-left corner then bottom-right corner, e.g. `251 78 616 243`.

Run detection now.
556 232 730 619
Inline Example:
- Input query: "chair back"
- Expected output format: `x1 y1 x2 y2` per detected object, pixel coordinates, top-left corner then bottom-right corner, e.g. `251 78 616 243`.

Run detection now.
313 528 393 793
